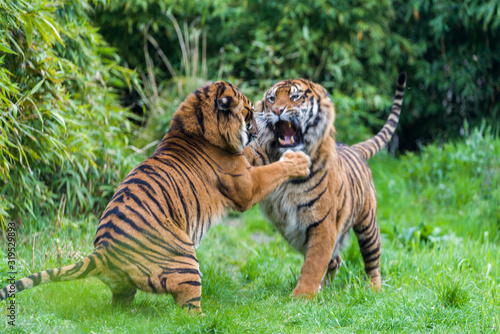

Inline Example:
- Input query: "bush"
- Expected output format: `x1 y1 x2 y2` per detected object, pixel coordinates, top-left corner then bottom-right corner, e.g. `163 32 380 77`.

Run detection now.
94 0 500 151
392 0 500 150
0 0 140 228
400 123 500 237
403 123 500 207
94 0 411 145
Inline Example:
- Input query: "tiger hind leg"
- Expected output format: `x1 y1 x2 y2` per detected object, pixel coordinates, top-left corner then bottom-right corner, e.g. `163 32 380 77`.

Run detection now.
166 270 202 313
321 233 348 288
324 254 342 286
148 254 203 313
111 286 137 307
99 277 137 307
353 209 382 291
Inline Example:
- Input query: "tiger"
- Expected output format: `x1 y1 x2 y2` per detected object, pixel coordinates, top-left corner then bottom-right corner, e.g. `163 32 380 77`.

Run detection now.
0 81 311 313
244 73 406 296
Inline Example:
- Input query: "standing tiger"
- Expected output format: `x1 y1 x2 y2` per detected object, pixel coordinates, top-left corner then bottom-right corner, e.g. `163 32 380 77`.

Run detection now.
0 81 311 313
244 73 406 296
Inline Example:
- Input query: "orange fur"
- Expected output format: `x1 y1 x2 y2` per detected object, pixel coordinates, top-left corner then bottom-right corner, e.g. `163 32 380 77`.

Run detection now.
0 82 311 313
245 74 406 296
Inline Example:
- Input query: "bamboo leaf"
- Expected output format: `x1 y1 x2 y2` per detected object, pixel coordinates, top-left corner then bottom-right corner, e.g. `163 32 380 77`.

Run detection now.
28 78 45 97
40 17 65 47
0 43 17 55
24 16 34 48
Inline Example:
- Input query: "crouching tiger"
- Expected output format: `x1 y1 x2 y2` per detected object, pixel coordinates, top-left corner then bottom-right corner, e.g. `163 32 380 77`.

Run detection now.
245 73 406 296
0 81 311 313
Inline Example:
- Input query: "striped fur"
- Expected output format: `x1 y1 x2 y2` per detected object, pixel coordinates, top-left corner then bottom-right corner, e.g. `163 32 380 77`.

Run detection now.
0 82 311 312
244 73 406 296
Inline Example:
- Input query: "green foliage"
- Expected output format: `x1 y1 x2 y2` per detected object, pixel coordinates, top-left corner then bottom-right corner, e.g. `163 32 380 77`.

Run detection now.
2 201 499 332
134 14 211 148
94 0 499 151
0 0 140 226
94 0 411 145
393 0 500 149
437 277 470 309
373 124 500 240
395 222 462 249
2 127 499 331
403 123 500 211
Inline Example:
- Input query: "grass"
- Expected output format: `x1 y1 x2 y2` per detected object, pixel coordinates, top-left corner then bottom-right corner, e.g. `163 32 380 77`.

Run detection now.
2 133 500 333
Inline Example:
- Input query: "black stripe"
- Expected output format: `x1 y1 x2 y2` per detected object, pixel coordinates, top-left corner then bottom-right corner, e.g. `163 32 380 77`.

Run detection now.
76 258 96 279
354 211 374 234
184 296 202 303
358 210 371 225
297 187 327 211
305 170 328 193
28 273 42 286
290 156 327 184
362 246 381 262
336 181 344 196
372 136 383 149
148 277 158 293
162 268 202 276
304 207 333 245
365 264 380 273
63 261 84 277
341 150 365 180
358 225 378 250
15 280 25 292
96 220 186 261
386 119 397 128
179 280 202 286
123 178 156 194
193 97 205 135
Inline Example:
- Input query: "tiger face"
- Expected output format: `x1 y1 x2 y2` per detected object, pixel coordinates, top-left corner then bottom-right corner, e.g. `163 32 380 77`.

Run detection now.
256 79 335 160
171 81 256 153
215 87 257 152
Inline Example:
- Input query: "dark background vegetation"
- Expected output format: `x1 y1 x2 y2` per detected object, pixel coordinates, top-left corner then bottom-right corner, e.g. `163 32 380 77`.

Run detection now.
1 2 499 332
95 0 500 150
0 0 499 228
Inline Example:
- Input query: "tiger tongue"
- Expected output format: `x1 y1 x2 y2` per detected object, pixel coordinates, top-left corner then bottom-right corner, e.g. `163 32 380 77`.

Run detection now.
278 135 294 145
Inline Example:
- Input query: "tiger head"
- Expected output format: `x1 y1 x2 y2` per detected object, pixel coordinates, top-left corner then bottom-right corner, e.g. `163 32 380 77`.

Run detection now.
255 79 335 161
170 81 256 153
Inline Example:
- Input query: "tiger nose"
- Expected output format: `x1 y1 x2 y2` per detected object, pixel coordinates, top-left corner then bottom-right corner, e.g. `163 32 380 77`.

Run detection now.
272 106 284 115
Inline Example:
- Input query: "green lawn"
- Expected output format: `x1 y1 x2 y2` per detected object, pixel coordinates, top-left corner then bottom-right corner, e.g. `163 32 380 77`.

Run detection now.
2 151 500 333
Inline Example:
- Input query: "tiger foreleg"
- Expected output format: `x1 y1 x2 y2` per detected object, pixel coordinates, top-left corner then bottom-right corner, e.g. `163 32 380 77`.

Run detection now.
292 220 336 297
248 150 310 204
233 150 311 211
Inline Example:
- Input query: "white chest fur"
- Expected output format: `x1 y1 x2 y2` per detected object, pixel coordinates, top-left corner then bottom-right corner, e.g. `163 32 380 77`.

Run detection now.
260 182 311 254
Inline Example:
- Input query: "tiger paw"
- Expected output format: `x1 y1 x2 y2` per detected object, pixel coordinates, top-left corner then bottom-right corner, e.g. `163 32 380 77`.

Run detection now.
369 275 382 292
280 150 311 179
291 287 317 299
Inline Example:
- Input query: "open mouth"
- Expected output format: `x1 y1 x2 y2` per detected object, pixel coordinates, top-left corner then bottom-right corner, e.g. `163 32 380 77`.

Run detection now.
273 120 302 147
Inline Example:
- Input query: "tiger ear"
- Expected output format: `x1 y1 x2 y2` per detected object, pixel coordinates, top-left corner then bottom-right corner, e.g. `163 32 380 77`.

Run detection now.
217 96 233 110
312 83 331 100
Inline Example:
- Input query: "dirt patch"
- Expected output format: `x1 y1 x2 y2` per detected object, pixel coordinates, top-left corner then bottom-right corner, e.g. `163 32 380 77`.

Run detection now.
251 233 275 244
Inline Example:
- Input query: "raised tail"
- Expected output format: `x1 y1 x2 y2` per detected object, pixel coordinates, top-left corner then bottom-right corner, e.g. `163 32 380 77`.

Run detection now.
352 72 407 160
0 252 100 301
